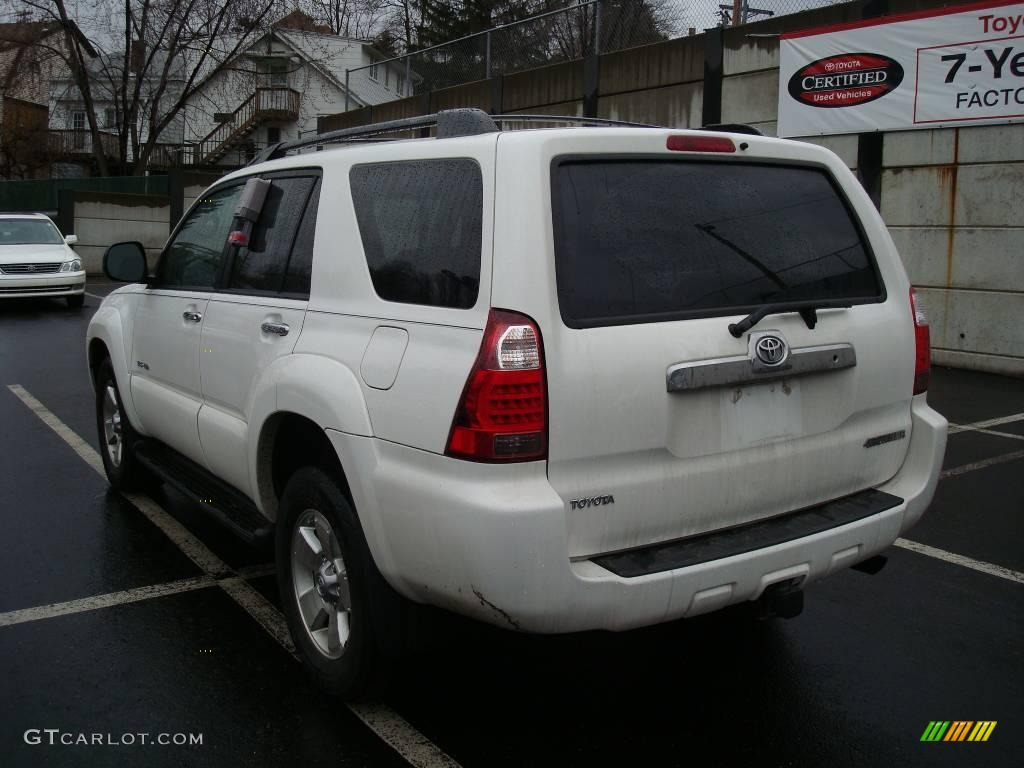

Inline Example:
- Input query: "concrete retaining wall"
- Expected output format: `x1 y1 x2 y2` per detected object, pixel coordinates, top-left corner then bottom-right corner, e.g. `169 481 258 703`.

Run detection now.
72 192 169 272
317 0 1020 375
883 125 1024 377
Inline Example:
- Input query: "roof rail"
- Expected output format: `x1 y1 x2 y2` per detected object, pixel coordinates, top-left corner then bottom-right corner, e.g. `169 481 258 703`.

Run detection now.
701 123 764 136
248 109 764 166
250 108 500 165
489 114 658 129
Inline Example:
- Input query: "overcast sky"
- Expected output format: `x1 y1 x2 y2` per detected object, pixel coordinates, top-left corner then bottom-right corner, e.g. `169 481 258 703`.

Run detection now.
1 0 847 53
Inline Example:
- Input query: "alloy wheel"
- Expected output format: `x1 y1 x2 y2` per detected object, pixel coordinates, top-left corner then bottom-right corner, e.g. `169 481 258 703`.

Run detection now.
290 509 352 659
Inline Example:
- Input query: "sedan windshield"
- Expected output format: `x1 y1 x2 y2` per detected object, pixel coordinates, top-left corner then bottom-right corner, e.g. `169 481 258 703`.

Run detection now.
0 219 64 245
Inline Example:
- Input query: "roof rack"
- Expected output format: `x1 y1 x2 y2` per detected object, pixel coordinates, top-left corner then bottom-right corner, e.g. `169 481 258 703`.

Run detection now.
489 114 658 128
701 122 764 136
251 108 500 164
250 108 761 165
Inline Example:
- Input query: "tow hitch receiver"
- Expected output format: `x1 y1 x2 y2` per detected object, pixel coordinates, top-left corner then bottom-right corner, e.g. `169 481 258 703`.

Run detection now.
761 580 804 620
851 555 888 575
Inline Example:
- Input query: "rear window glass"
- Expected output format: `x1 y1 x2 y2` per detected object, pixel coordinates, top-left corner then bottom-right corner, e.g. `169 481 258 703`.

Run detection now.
350 159 482 309
552 160 883 328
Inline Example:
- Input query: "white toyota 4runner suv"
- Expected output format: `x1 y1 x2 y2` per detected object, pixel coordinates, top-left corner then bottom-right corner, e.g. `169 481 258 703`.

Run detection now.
87 109 947 696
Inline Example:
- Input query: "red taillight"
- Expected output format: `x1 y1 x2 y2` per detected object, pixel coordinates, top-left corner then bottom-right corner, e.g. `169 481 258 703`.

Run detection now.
228 230 249 246
446 309 547 462
666 135 736 153
910 287 930 395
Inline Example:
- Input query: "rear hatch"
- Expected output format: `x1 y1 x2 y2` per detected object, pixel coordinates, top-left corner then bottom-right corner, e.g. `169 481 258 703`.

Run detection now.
492 130 915 559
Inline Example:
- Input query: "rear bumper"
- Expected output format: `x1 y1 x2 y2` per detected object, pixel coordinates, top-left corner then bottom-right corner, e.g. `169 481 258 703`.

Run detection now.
0 272 85 298
330 396 946 633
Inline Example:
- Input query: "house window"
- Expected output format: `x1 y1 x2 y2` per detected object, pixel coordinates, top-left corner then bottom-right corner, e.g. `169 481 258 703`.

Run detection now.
396 73 405 96
72 111 86 149
103 108 116 128
260 60 288 88
270 61 288 87
385 66 390 87
267 126 281 144
368 61 378 81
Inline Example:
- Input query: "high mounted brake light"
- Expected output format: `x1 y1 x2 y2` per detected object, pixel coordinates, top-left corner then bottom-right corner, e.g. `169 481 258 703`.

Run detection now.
445 309 547 462
666 135 736 153
910 287 930 395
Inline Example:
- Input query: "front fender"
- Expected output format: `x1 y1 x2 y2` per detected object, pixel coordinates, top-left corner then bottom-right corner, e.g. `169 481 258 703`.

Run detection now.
247 353 373 518
87 298 148 437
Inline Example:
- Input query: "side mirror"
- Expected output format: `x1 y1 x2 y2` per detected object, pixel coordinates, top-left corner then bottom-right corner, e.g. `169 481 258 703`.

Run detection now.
103 241 148 283
64 234 78 246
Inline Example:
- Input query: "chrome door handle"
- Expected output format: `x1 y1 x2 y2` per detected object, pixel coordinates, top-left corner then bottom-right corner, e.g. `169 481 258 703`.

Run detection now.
261 322 290 336
182 310 203 323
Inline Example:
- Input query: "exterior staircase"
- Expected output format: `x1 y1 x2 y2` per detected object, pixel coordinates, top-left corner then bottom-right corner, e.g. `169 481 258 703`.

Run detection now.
191 87 299 165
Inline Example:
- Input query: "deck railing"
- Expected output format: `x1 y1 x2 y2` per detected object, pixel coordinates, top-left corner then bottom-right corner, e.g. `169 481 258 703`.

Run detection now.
48 129 121 161
195 87 300 164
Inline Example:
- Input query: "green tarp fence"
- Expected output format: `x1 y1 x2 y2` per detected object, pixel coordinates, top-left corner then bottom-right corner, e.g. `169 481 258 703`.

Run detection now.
0 176 169 213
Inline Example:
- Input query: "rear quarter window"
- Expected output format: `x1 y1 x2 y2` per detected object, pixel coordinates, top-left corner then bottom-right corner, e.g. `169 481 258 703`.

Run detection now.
551 159 883 328
350 158 482 309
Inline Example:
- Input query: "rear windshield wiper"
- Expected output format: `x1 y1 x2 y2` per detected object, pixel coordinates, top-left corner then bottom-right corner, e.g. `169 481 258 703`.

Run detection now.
728 303 840 338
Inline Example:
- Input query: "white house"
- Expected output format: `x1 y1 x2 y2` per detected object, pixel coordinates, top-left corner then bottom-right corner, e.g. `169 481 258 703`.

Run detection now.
48 49 186 174
43 11 415 172
179 16 415 168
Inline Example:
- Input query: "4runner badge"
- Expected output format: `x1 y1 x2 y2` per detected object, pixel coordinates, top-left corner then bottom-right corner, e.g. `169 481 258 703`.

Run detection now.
569 495 615 510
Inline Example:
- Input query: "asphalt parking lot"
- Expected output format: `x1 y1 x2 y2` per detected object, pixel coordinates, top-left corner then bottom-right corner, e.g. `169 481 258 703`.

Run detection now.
1 284 1021 768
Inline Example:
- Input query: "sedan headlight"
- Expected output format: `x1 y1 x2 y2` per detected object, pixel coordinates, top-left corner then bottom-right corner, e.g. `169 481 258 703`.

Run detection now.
60 259 82 272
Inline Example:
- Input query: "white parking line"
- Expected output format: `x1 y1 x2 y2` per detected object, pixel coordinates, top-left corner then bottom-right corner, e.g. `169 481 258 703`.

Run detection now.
964 427 1024 442
349 703 464 768
894 539 1024 585
7 385 233 577
123 491 234 577
940 450 1024 479
8 384 105 474
218 576 298 658
0 576 216 628
948 412 1024 434
84 291 107 300
5 383 462 768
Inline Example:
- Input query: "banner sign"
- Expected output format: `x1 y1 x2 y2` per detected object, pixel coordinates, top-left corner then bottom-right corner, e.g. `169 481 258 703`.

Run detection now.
778 0 1024 137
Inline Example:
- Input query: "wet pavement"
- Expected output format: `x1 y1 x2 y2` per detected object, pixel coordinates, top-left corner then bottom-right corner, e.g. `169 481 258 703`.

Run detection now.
1 285 1021 767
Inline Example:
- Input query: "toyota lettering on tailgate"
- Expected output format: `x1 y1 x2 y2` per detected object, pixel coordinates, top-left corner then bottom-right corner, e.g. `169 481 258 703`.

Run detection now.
788 52 904 108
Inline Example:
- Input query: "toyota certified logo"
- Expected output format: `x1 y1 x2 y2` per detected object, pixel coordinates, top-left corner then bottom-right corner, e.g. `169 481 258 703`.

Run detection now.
788 52 904 109
755 335 787 366
27 265 37 272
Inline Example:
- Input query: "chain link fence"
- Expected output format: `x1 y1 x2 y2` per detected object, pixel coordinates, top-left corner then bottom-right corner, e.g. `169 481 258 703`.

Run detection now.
344 0 850 109
687 0 843 29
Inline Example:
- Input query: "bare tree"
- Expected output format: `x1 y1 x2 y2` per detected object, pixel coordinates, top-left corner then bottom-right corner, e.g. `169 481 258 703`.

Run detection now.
22 0 301 175
302 0 385 36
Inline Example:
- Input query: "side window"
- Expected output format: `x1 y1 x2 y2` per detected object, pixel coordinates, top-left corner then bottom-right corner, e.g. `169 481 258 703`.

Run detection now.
159 185 241 289
349 159 482 309
228 176 315 294
281 179 320 297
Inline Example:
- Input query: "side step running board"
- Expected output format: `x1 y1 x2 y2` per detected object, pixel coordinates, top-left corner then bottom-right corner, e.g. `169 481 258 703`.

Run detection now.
134 440 273 548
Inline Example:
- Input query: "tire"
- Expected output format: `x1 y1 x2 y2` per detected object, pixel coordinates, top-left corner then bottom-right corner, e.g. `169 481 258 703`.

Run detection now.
67 293 84 309
94 358 146 490
276 466 404 698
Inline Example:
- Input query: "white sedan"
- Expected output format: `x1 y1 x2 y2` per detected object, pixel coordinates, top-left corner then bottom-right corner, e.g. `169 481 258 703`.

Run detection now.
0 213 86 308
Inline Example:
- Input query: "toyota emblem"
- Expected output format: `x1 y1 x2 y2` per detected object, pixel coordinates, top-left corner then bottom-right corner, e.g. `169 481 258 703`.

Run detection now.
754 335 787 366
